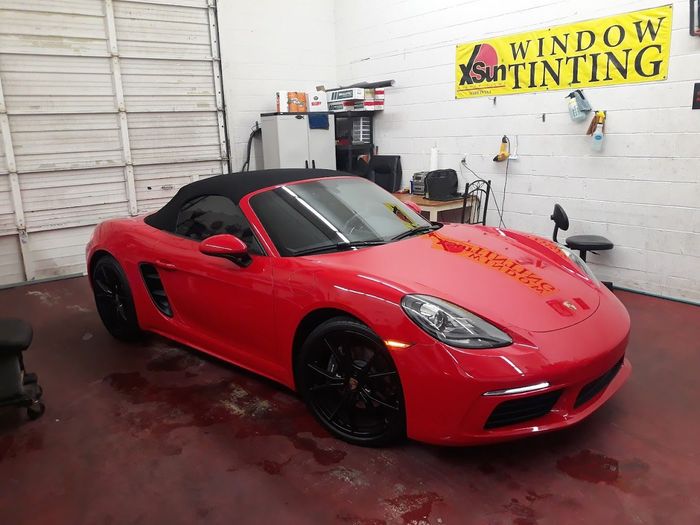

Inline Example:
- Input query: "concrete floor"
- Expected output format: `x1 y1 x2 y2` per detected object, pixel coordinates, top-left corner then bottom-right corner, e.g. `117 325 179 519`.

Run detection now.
0 277 698 524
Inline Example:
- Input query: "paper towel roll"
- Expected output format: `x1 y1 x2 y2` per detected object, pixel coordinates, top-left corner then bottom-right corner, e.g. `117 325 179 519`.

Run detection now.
429 146 439 171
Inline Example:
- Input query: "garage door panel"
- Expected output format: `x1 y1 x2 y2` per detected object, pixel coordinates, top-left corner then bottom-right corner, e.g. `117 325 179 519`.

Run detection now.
0 35 108 57
28 225 94 279
20 167 128 232
126 110 218 129
25 202 128 233
4 95 117 115
0 55 112 77
131 0 208 8
13 149 124 174
122 74 214 97
118 39 212 61
13 131 122 157
0 0 226 285
1 55 115 114
2 70 114 97
0 235 23 286
120 57 212 77
130 127 220 150
134 160 222 209
114 1 209 29
129 112 221 164
114 0 209 25
9 113 119 133
0 174 16 236
0 0 105 18
21 180 127 213
9 111 123 172
0 128 6 175
132 145 221 165
124 94 216 113
0 8 107 41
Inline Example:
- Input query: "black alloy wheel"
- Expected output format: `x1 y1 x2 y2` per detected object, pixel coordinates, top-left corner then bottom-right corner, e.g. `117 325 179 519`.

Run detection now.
296 316 406 446
92 255 142 341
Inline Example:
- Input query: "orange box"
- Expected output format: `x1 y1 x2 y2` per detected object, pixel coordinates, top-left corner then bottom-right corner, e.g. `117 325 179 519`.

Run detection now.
276 91 308 113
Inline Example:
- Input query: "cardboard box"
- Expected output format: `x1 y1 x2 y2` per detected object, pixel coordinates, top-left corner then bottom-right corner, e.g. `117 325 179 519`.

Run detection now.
276 91 307 112
307 91 328 112
328 88 364 102
352 100 385 111
329 101 355 112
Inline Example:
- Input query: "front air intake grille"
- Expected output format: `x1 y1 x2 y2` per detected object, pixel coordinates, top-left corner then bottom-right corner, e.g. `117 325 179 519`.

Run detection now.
485 389 562 429
575 357 624 408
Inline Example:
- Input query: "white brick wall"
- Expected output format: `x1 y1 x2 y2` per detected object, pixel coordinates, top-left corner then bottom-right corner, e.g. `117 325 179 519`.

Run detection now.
218 0 337 171
335 0 700 301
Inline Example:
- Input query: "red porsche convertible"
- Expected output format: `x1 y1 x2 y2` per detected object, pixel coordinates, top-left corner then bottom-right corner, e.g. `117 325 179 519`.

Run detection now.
86 169 630 446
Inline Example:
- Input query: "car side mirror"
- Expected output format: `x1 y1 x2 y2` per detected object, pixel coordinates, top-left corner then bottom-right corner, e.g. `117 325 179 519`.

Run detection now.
404 201 422 215
199 234 251 267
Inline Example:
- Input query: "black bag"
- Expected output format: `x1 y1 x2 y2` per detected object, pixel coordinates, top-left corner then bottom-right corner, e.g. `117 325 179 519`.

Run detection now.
425 169 459 201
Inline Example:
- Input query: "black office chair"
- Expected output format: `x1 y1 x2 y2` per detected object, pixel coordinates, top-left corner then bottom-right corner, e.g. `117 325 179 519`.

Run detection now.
461 179 491 225
0 319 45 420
551 204 614 262
367 155 402 193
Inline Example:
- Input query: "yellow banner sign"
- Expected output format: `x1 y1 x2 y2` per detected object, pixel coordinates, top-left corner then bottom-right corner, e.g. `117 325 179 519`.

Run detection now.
455 5 673 98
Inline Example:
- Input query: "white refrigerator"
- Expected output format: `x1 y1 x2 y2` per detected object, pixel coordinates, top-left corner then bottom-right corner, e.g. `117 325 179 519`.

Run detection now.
261 113 336 170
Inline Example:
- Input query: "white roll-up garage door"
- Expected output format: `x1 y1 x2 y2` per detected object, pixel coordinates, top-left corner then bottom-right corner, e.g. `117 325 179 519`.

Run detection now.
0 0 228 285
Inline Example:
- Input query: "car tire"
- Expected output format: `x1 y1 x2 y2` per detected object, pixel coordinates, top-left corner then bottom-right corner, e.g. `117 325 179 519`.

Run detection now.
91 255 143 342
296 316 406 447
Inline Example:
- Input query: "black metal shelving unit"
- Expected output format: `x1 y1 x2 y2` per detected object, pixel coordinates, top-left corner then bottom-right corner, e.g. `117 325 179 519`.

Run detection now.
333 110 376 173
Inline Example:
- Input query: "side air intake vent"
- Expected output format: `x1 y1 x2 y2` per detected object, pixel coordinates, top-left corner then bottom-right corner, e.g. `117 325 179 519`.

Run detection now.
140 263 172 317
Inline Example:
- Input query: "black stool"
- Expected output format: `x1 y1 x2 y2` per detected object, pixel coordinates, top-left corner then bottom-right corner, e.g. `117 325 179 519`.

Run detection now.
0 319 45 420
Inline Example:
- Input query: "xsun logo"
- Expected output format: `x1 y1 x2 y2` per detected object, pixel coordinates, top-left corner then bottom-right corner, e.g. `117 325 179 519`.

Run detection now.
458 44 505 85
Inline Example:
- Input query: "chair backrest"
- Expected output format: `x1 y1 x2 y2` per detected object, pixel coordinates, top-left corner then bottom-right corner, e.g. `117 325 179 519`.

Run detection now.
461 179 491 225
368 155 402 192
550 203 569 242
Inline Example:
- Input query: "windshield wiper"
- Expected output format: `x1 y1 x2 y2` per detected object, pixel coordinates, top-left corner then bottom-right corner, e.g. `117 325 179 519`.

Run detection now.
391 224 442 241
292 240 386 257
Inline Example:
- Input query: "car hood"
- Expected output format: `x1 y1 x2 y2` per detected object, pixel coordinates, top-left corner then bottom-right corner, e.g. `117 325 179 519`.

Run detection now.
307 224 602 333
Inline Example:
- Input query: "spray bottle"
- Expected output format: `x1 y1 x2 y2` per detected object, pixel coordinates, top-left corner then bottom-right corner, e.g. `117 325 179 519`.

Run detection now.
566 92 586 121
589 111 606 152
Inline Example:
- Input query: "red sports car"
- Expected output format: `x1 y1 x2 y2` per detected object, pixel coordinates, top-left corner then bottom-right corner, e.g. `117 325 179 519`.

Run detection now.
86 169 630 446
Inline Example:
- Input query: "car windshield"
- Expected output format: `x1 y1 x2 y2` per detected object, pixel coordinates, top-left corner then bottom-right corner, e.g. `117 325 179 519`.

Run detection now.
249 177 437 256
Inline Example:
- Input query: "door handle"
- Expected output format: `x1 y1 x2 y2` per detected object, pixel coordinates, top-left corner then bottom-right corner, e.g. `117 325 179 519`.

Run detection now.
154 259 177 271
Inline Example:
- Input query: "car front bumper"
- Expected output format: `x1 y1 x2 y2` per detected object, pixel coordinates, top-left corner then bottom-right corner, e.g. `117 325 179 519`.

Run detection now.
389 292 631 446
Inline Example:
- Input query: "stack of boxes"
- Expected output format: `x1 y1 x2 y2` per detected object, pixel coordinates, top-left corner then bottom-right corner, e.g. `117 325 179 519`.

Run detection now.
327 88 385 112
274 87 385 113
276 91 329 113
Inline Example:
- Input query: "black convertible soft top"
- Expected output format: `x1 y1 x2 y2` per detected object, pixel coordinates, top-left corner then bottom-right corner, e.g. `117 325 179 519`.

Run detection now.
144 168 347 231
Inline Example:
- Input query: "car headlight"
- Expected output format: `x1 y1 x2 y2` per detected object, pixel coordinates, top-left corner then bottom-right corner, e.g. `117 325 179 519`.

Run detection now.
559 246 598 283
401 295 512 349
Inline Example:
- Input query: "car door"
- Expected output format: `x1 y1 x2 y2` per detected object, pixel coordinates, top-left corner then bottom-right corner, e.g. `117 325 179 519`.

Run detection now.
153 194 276 373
